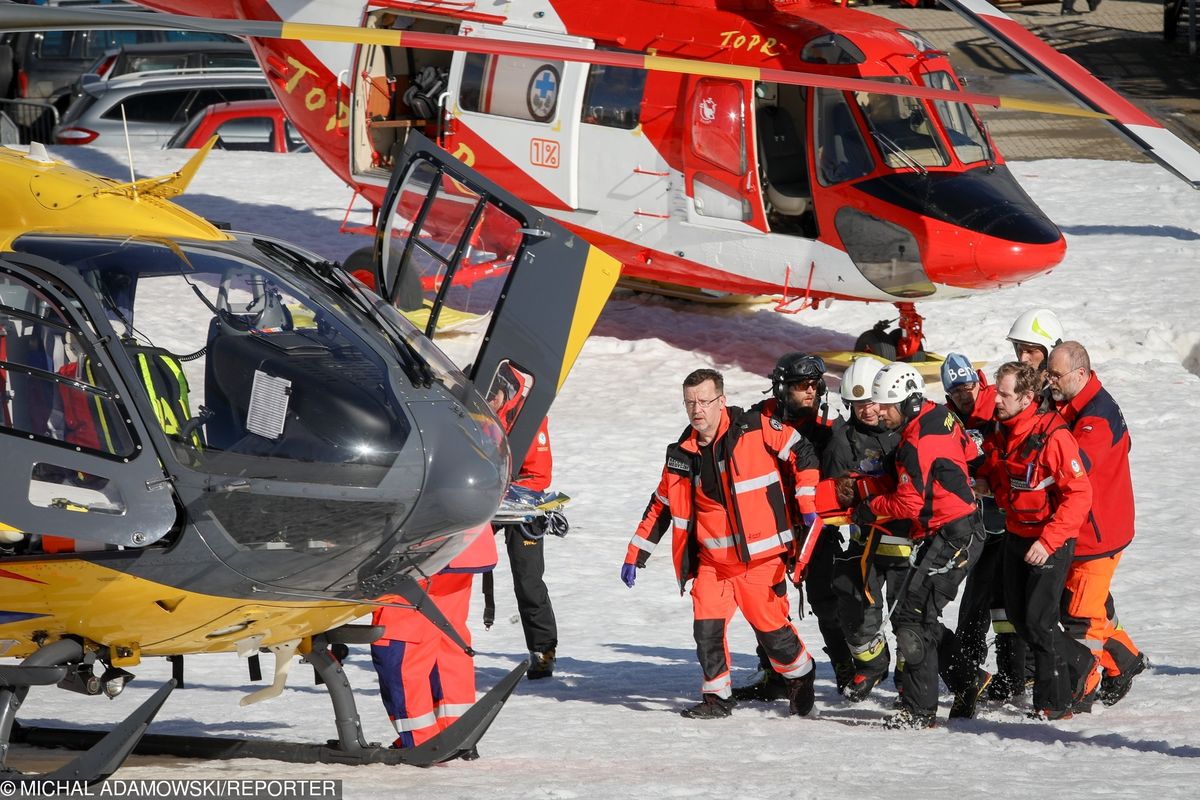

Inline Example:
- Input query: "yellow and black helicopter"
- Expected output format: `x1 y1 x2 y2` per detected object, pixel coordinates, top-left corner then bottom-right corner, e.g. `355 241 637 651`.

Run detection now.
0 129 618 783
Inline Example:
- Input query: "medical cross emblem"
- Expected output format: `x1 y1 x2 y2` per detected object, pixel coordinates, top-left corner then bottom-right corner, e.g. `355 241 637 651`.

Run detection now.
527 66 559 122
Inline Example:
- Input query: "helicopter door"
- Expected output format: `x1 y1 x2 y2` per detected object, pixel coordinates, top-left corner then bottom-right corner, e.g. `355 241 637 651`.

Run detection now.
375 131 621 470
0 256 177 549
681 76 766 231
450 23 590 210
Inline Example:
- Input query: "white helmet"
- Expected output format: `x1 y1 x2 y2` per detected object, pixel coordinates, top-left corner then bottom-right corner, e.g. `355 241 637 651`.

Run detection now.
1007 308 1064 355
841 355 887 401
871 362 924 406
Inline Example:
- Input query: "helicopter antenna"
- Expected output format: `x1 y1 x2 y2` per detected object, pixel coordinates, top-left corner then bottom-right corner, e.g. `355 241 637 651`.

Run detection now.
120 104 137 196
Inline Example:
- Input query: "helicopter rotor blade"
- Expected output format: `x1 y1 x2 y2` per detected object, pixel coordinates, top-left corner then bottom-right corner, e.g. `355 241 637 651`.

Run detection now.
0 4 1110 120
938 0 1200 189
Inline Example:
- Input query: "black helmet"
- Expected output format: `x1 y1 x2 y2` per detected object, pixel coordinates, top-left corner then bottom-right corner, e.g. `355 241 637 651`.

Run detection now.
770 352 827 405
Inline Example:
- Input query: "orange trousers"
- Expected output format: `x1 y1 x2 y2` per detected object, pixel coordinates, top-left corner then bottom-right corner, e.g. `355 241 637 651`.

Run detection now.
690 556 812 698
1062 553 1140 678
371 572 477 747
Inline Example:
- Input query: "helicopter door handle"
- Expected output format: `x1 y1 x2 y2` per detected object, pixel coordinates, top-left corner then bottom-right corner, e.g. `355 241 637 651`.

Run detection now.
212 479 252 494
633 166 669 176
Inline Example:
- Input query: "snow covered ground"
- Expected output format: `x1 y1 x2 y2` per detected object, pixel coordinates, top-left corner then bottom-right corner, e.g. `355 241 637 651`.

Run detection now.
13 146 1200 798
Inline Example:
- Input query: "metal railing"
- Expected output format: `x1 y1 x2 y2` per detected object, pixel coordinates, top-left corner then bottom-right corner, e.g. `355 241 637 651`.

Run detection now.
0 99 61 145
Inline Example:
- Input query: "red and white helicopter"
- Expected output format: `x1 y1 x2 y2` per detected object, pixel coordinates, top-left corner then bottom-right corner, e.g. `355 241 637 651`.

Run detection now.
9 0 1200 358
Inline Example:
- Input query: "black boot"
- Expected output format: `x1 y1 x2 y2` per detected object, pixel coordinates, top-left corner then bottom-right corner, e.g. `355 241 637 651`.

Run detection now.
1099 651 1146 707
786 670 816 717
528 648 556 680
731 669 787 701
681 693 736 719
949 668 992 719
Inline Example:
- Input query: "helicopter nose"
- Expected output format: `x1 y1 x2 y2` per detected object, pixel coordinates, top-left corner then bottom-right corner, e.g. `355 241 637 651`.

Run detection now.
399 396 510 557
970 218 1066 284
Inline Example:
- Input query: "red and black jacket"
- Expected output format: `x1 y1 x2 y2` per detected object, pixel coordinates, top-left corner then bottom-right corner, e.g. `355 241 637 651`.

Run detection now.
867 401 978 539
1055 372 1135 560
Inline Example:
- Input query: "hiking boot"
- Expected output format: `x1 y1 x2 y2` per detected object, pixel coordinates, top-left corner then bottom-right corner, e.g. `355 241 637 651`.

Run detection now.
528 649 556 680
884 708 936 730
984 672 1024 704
681 693 736 719
1027 706 1073 721
844 670 885 703
949 669 992 720
731 669 787 702
832 660 856 695
1099 652 1146 707
786 670 816 717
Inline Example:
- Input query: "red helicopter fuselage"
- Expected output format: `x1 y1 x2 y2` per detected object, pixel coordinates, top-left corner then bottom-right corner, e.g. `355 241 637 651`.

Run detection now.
137 0 1066 306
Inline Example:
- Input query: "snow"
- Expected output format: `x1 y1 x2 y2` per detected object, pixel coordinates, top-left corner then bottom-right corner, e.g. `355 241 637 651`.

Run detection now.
14 145 1200 797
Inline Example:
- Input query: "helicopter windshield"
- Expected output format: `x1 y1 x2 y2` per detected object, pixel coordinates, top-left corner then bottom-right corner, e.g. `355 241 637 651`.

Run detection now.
853 78 950 170
925 71 993 166
11 234 415 489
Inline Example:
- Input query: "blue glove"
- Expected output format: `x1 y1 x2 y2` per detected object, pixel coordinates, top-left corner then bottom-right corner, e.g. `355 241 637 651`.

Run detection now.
801 512 820 530
620 563 637 588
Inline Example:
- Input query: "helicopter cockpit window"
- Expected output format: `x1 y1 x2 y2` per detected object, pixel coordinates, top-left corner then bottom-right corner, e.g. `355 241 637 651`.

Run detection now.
581 63 647 129
28 461 126 522
926 71 992 166
800 34 866 65
459 54 564 123
0 270 138 459
383 159 522 371
10 235 412 489
853 79 949 169
814 88 873 185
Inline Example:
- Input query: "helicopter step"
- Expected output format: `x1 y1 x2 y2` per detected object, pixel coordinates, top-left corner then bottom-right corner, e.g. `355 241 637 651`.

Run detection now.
12 657 529 768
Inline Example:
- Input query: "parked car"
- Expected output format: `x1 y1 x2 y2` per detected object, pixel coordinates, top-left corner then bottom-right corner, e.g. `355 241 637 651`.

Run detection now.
72 41 258 103
0 7 241 115
166 99 310 153
53 70 272 146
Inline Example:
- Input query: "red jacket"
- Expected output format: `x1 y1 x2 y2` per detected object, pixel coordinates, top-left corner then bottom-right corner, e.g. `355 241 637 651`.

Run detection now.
981 403 1091 554
1055 372 1135 560
513 417 552 491
867 400 978 539
626 402 819 591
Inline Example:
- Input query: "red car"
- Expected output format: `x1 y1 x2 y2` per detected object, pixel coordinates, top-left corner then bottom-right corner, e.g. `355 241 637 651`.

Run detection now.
165 98 309 153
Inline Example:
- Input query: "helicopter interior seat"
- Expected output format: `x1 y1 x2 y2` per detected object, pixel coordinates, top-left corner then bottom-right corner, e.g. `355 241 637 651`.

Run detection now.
756 105 810 216
402 65 446 122
826 104 871 184
2 316 60 438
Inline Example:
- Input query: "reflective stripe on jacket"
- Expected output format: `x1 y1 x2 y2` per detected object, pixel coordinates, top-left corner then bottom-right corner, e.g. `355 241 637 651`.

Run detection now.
626 402 819 591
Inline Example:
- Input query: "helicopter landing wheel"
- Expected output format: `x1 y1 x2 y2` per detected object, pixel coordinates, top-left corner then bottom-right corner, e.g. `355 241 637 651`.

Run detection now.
854 303 926 362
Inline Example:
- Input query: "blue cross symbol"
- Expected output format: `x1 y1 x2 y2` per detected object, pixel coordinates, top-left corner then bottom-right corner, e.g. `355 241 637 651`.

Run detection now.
534 70 556 99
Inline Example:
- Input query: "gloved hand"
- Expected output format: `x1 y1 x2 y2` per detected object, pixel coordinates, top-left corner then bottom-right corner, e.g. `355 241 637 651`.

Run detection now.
801 512 820 530
834 476 859 508
852 502 877 530
620 562 638 588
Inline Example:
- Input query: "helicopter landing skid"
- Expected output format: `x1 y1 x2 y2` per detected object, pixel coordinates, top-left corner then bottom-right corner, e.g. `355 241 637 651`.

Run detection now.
1 638 176 787
12 656 530 769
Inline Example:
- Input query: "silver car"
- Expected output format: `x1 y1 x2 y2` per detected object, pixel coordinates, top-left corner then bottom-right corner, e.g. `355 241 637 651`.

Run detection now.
53 69 272 147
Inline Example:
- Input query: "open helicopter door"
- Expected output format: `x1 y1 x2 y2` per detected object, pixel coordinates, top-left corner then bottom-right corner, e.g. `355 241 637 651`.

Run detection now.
375 131 620 470
0 255 177 549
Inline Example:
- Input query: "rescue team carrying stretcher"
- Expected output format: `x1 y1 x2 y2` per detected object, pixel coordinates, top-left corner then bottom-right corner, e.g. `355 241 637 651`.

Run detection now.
622 308 1146 729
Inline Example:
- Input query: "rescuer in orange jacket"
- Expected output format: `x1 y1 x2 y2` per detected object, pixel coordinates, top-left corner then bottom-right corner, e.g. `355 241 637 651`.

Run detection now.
1048 341 1145 707
842 362 985 729
978 361 1096 720
621 368 819 719
371 524 497 753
